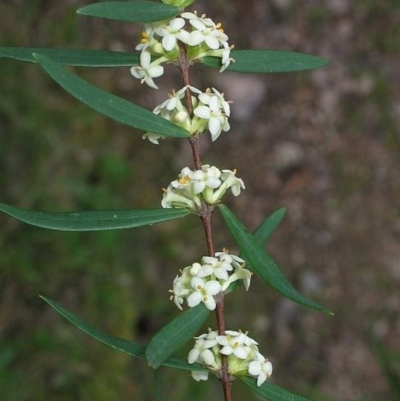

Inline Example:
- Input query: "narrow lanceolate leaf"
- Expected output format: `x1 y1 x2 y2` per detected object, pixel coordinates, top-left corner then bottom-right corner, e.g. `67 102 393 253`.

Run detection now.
40 296 205 372
33 54 190 138
219 204 333 315
228 208 287 295
77 1 180 23
0 48 140 67
0 202 190 231
146 304 210 369
252 208 287 246
241 376 314 401
203 50 328 73
230 207 287 294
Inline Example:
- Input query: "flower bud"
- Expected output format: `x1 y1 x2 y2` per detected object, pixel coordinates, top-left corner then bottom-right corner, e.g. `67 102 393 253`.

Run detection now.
161 0 196 7
188 329 272 386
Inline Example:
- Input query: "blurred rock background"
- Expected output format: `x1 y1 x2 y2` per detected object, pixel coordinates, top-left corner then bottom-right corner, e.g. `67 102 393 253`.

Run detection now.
0 0 399 400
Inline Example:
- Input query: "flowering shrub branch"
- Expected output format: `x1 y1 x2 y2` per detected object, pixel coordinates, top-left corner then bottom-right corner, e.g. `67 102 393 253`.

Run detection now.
0 1 333 401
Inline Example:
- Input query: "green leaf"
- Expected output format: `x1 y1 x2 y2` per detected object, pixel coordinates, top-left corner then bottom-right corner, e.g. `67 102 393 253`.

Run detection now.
252 207 287 246
226 208 287 295
146 304 210 369
154 370 162 401
241 376 314 401
33 54 190 138
0 202 190 231
77 1 180 23
219 204 333 315
40 296 205 372
0 48 140 67
203 50 328 73
371 337 400 399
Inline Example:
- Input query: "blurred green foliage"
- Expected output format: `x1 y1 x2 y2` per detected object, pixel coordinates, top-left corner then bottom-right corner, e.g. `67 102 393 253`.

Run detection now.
0 2 143 400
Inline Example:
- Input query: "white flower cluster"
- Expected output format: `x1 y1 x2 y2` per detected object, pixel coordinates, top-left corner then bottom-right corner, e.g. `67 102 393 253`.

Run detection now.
143 85 230 144
162 165 244 211
170 251 250 310
188 329 273 387
130 11 234 89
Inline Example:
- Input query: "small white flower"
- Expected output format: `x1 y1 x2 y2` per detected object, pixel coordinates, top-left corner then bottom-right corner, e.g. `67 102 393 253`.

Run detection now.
188 330 221 380
222 263 252 291
191 370 209 381
199 87 231 116
155 17 190 52
183 12 228 50
188 331 218 366
193 88 231 141
221 169 245 196
130 51 164 89
187 277 222 310
171 166 194 189
200 255 229 281
135 24 158 52
190 166 222 194
214 252 245 269
188 329 271 383
220 42 233 71
217 331 252 359
169 267 193 310
194 261 215 278
248 352 273 387
162 166 244 210
211 251 250 290
141 132 166 145
180 12 233 71
210 168 245 203
148 85 230 140
161 184 198 210
144 86 203 144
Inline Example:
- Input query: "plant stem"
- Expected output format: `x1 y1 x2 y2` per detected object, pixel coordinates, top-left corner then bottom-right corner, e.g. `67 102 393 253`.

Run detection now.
178 42 233 401
189 136 202 170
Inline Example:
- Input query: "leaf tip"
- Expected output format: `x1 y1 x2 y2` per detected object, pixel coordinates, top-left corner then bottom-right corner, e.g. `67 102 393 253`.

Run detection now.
145 353 161 370
317 304 334 316
149 361 161 370
39 295 51 306
277 206 287 216
32 52 46 63
75 6 87 15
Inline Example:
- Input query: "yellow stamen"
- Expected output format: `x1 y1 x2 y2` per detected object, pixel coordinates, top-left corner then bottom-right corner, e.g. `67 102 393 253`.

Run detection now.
179 175 191 185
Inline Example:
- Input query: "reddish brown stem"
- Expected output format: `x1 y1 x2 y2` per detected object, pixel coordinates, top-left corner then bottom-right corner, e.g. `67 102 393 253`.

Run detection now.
189 136 202 170
178 41 194 116
178 40 232 401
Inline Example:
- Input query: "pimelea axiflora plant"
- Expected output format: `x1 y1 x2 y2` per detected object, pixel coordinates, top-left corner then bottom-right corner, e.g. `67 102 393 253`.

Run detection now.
0 1 333 400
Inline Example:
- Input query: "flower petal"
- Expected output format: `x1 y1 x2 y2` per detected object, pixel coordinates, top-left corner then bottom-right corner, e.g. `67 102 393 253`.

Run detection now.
187 291 202 307
194 105 211 119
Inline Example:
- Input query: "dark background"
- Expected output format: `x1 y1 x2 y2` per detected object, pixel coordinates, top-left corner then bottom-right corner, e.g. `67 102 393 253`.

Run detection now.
1 1 399 400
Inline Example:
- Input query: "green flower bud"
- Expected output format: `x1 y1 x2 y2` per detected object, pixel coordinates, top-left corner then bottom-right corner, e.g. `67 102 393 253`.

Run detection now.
227 354 252 377
161 0 196 7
